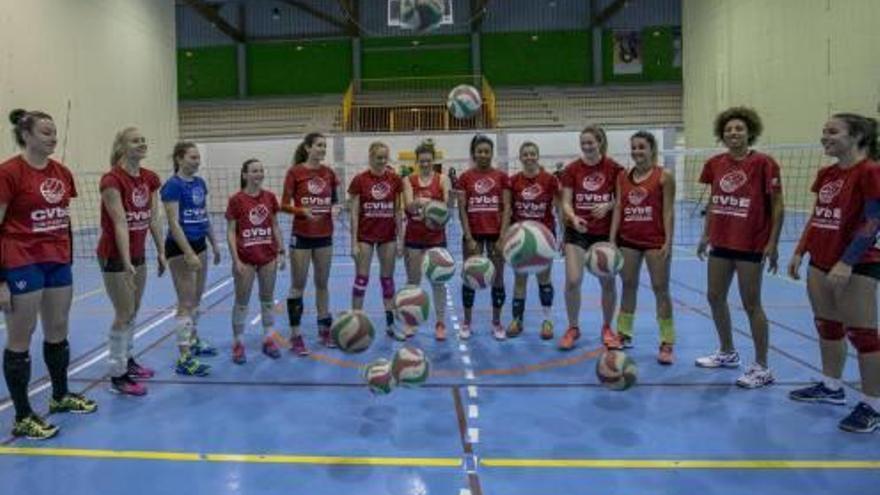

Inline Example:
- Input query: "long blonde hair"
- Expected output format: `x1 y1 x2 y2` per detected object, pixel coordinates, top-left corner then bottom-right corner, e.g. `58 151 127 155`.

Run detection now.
110 126 140 167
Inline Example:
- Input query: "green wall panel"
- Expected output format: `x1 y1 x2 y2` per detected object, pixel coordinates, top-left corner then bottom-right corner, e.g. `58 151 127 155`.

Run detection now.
361 35 471 83
177 46 238 100
247 40 352 96
481 31 591 86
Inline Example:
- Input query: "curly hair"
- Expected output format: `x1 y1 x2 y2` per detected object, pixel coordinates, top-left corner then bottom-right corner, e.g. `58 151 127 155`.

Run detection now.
714 106 763 145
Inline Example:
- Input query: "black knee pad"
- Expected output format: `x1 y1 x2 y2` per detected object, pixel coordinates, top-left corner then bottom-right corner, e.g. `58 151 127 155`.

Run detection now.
3 349 30 379
539 283 554 307
491 286 506 309
462 285 476 308
286 297 304 327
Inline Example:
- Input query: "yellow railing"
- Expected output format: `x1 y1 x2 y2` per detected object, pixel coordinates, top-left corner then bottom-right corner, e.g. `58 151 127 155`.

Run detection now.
481 76 497 128
341 82 354 131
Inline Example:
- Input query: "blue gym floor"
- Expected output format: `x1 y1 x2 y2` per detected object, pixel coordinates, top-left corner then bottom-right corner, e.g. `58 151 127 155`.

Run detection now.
0 210 878 495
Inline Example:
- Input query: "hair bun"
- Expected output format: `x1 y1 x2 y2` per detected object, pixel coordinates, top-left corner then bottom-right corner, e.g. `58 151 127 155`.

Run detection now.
8 109 26 126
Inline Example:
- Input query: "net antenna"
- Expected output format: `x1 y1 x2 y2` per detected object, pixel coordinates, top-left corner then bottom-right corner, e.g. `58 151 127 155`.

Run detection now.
61 98 71 164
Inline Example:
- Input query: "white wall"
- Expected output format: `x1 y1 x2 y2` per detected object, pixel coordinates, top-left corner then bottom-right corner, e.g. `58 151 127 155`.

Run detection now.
0 0 178 176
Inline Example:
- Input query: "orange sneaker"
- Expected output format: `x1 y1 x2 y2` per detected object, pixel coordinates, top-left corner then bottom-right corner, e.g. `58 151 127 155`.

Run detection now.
558 326 581 351
601 324 622 350
658 343 674 365
435 322 447 341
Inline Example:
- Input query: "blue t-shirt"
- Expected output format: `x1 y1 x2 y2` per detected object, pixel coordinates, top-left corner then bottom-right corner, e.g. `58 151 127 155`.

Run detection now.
160 175 209 241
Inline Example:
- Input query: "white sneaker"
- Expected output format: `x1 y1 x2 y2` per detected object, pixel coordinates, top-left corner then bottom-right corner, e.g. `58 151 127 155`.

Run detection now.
492 322 507 341
458 323 472 340
695 350 741 368
736 363 775 389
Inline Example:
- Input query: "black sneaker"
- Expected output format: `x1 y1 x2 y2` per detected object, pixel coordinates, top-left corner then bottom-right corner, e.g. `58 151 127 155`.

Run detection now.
789 382 846 405
839 402 880 433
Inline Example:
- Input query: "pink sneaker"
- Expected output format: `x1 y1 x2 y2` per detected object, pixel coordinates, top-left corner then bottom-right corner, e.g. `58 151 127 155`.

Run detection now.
127 359 155 380
262 338 281 359
232 341 246 365
290 335 310 356
319 328 336 348
110 375 147 396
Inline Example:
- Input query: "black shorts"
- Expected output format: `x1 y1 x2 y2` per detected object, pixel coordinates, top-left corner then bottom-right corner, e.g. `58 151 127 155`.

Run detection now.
98 257 146 273
464 234 500 255
404 240 447 250
290 235 332 250
166 237 207 259
710 247 763 263
564 228 608 251
853 263 880 281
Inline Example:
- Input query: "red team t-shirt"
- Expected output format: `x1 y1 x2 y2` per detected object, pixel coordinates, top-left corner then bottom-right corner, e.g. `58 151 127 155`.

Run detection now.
348 168 402 244
404 173 446 246
560 156 623 236
617 166 666 250
0 156 77 268
226 189 280 266
458 167 509 236
509 169 559 235
699 151 782 253
282 164 338 239
96 166 161 261
803 160 880 271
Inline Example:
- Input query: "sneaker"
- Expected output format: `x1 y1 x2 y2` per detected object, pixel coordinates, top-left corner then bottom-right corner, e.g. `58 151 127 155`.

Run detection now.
601 325 622 350
492 322 507 341
290 335 310 356
539 319 554 340
695 350 741 368
232 341 247 365
319 328 337 348
190 337 218 357
127 359 155 380
838 402 880 433
110 375 147 396
386 324 406 342
506 319 523 338
657 343 674 365
175 355 210 376
789 382 846 405
458 322 472 340
12 414 59 440
262 338 281 359
49 393 98 414
558 326 581 351
434 322 447 341
620 335 634 349
735 363 775 389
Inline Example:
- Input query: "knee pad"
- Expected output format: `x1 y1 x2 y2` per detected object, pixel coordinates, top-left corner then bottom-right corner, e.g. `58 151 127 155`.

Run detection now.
232 304 249 329
260 300 275 329
462 285 475 308
175 316 194 346
846 327 880 354
512 297 525 320
286 297 303 327
353 275 369 298
538 284 554 307
380 276 395 300
815 318 845 340
108 326 128 376
491 286 506 309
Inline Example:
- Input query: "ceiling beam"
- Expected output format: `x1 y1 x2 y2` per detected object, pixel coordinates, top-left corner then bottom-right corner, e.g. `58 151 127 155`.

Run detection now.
591 0 631 29
277 0 349 31
180 0 245 43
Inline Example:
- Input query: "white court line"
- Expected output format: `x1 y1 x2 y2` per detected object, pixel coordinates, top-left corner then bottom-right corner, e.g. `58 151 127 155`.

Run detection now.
468 405 479 419
467 386 478 399
467 428 480 444
461 355 471 366
464 369 475 380
0 278 232 413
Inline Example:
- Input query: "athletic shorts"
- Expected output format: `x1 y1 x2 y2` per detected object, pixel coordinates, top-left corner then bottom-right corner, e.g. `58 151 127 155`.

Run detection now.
290 235 332 250
617 239 662 252
710 247 762 263
98 257 146 273
854 263 880 281
405 240 448 250
564 228 608 251
166 237 207 259
4 262 73 295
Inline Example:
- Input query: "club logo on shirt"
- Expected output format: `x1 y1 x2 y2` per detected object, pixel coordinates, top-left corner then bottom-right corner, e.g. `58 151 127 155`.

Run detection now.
818 179 844 204
248 204 270 226
582 173 605 192
191 186 205 206
131 184 150 208
474 177 496 195
307 177 327 195
371 182 392 200
39 178 65 204
15 281 26 291
627 187 648 206
719 170 748 193
521 183 543 201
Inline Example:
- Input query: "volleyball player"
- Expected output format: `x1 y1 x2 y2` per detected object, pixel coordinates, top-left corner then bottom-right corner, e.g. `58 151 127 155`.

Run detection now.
226 159 286 364
402 140 451 340
98 127 164 395
349 142 404 340
1 109 97 439
457 134 510 340
161 142 221 377
281 133 339 353
559 125 624 351
505 141 559 340
608 131 676 364
788 113 880 432
695 107 783 389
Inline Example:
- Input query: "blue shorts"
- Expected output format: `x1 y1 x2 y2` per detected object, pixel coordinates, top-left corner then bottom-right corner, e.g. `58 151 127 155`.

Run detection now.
4 263 73 295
